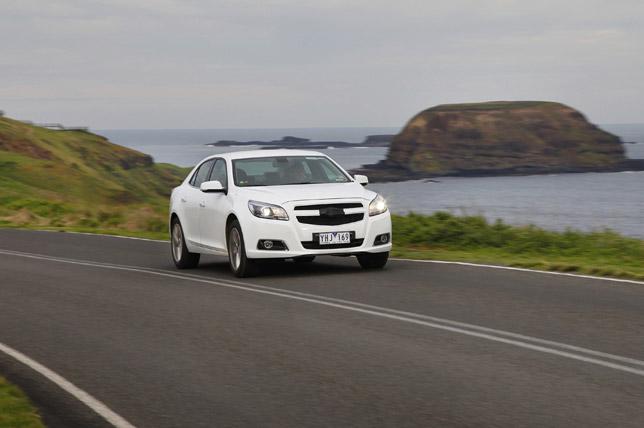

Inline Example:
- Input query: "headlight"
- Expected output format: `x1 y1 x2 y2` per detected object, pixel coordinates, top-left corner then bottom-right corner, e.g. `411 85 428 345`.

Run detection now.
248 200 289 220
369 194 388 216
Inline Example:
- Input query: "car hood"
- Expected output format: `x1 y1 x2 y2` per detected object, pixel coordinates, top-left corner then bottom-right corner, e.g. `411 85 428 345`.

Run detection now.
233 182 376 205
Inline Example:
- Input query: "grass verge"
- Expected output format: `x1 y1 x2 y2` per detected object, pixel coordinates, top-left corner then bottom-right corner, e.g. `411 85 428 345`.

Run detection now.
392 212 644 281
0 377 46 428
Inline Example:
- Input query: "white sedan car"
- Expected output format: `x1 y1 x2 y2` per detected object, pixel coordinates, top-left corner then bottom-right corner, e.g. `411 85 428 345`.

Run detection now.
169 150 392 277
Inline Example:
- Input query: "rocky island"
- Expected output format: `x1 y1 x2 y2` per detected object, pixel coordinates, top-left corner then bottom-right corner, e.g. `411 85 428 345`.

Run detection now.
353 101 644 181
207 134 394 149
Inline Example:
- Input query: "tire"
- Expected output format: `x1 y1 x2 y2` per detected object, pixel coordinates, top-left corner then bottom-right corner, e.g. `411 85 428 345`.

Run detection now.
171 218 200 269
357 252 389 269
293 256 316 263
227 220 256 278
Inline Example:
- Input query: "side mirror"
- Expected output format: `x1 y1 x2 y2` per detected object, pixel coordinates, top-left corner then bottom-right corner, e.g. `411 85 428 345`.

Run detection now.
200 180 225 193
354 174 369 186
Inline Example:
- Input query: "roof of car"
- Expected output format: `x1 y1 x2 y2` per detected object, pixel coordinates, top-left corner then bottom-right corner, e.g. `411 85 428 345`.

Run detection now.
213 149 328 161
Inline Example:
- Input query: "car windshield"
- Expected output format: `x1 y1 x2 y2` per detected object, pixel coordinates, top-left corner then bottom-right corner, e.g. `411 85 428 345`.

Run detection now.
232 156 350 187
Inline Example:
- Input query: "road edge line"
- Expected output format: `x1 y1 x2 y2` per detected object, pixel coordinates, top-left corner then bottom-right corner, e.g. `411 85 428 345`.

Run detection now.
390 258 644 286
0 341 137 428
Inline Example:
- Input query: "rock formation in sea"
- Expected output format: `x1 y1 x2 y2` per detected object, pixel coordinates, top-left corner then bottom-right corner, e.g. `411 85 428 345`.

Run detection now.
354 101 644 181
209 134 394 149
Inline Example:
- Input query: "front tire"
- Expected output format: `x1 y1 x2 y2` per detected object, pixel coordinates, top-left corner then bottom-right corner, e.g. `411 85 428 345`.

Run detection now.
227 220 256 278
171 218 200 269
357 252 389 269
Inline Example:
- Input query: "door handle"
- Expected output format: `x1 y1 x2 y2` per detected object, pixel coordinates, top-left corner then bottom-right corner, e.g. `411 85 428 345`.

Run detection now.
181 197 187 203
199 202 206 208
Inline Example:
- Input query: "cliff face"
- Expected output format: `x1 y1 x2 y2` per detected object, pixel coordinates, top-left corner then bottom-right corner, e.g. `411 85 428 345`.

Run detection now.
360 101 632 180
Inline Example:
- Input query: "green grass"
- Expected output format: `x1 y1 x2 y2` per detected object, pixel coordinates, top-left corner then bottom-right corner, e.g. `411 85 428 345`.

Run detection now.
0 377 46 428
0 116 190 208
0 116 191 235
391 212 644 281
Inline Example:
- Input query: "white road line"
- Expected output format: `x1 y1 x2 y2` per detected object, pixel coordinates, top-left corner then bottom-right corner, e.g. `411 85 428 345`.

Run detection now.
38 229 166 243
175 272 644 368
0 341 137 428
2 248 644 379
390 258 644 286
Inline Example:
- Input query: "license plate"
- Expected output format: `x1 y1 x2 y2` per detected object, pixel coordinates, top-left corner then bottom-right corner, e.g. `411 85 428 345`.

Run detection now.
319 231 351 245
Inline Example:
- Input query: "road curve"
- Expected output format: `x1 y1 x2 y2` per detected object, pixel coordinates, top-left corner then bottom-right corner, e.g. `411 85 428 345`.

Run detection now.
0 228 643 428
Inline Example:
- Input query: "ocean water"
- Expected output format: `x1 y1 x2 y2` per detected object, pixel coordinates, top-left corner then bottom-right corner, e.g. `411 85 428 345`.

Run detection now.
98 124 644 239
98 127 400 169
370 171 644 238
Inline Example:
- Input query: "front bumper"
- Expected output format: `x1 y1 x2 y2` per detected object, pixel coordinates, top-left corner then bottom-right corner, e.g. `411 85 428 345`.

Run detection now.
241 204 392 259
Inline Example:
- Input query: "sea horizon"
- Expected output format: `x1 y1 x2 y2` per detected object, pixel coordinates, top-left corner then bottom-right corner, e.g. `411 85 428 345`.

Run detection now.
95 122 643 133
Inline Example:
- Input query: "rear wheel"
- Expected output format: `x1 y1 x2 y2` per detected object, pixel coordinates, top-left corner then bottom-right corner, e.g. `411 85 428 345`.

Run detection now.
227 220 256 278
357 252 389 269
171 218 200 269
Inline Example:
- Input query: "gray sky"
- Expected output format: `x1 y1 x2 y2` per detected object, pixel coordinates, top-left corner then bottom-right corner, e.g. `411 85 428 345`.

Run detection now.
2 0 643 129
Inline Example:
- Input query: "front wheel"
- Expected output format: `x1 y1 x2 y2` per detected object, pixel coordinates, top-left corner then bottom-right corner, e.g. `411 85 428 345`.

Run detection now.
357 252 389 269
171 218 200 269
227 220 256 278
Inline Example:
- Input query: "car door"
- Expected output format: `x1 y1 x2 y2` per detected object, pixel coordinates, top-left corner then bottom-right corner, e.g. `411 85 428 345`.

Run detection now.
182 159 215 247
199 158 230 252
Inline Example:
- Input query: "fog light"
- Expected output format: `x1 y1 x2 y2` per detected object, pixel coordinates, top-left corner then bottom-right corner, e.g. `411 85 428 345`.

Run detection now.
374 233 391 246
257 240 288 251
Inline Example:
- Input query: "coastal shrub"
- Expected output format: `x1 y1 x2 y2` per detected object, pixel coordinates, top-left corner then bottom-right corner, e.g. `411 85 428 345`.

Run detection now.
4 198 71 217
78 217 100 228
144 218 166 233
97 210 126 227
391 212 644 262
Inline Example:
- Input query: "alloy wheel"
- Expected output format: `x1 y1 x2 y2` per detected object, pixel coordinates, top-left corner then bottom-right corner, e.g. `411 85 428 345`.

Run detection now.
229 227 241 271
172 223 183 262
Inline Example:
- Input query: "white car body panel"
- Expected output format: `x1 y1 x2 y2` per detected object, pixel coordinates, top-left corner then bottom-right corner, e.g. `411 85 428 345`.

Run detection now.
170 149 392 262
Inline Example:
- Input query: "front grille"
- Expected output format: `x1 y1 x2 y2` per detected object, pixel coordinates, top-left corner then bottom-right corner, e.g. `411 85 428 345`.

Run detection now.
301 232 364 250
295 202 365 226
294 203 363 211
297 213 364 226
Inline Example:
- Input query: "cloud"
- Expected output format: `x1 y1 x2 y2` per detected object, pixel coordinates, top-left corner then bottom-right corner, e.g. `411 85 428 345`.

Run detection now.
1 0 643 127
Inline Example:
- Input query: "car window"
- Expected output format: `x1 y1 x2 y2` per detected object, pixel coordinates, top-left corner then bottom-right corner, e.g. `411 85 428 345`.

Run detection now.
233 156 349 187
208 159 227 188
190 159 215 188
317 160 348 182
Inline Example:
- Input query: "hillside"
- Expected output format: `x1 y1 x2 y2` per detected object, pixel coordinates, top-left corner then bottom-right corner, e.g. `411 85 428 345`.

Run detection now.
355 101 644 181
0 116 189 232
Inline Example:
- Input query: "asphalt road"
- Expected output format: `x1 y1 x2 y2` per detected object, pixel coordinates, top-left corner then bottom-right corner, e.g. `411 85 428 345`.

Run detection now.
0 228 643 428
